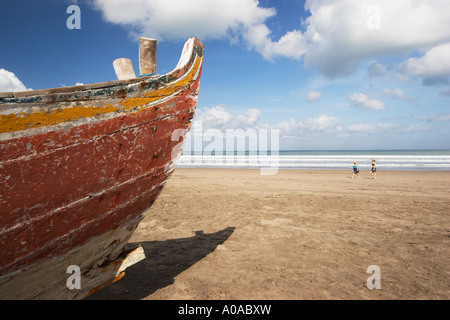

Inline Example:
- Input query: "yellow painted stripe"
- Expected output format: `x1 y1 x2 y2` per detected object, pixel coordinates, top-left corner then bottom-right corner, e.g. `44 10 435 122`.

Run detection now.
0 55 201 134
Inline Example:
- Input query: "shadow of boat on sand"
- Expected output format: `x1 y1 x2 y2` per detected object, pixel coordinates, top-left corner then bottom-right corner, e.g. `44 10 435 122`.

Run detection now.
86 227 235 300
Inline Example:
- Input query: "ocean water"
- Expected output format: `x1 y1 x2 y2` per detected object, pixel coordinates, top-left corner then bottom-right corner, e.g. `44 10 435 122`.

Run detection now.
177 150 450 171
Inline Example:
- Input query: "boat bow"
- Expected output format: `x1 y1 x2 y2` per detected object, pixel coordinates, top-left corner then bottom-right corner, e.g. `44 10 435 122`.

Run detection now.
0 37 204 299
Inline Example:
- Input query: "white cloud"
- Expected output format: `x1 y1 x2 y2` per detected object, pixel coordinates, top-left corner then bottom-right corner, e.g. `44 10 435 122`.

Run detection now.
348 94 385 111
244 25 307 61
91 0 450 78
0 68 30 92
306 91 322 101
302 0 450 77
189 105 437 150
194 105 234 130
368 61 386 77
348 123 375 133
92 0 308 61
347 122 430 136
92 0 275 41
399 42 450 84
236 108 262 127
277 114 339 135
194 105 340 139
194 105 263 131
417 113 450 123
193 106 431 147
383 88 412 102
348 93 385 110
300 114 339 132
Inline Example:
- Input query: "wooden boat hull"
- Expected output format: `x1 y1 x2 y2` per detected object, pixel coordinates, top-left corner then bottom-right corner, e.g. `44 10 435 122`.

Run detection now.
0 37 204 299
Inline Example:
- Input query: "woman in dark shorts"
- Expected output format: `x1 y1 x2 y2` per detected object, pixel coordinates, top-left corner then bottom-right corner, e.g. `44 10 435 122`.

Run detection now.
352 161 360 179
371 159 377 179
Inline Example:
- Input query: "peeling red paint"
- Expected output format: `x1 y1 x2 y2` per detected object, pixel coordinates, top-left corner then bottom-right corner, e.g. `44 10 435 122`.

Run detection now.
0 38 203 281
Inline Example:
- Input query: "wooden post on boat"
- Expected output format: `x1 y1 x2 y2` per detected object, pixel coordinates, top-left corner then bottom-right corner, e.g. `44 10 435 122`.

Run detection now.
113 58 136 80
139 37 157 75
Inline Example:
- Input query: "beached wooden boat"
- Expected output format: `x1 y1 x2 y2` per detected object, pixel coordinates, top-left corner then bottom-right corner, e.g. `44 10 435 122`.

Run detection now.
0 37 204 299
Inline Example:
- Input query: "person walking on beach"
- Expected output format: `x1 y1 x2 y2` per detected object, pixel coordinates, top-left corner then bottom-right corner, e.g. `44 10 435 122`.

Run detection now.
370 159 377 179
352 161 360 179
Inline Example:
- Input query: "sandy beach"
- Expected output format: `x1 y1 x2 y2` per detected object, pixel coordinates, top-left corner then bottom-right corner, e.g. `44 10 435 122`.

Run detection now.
88 168 450 300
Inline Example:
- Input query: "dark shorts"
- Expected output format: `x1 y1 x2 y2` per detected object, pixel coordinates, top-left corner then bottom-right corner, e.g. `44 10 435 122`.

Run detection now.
371 167 376 172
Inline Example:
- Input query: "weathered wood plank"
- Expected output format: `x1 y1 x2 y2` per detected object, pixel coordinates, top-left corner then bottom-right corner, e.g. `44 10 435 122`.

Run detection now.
113 58 137 80
139 37 157 75
0 216 145 300
0 98 195 274
0 92 14 99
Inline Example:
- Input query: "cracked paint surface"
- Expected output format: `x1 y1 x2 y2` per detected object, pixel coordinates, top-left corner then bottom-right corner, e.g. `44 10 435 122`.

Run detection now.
0 37 203 285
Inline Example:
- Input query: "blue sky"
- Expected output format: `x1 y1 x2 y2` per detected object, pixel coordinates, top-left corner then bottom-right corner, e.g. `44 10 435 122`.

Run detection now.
1 0 450 150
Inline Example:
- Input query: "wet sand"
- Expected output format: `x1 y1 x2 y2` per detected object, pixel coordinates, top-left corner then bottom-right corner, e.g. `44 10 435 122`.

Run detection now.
89 168 450 300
